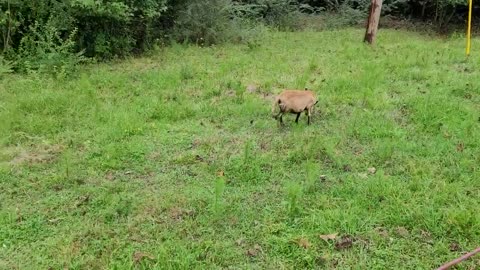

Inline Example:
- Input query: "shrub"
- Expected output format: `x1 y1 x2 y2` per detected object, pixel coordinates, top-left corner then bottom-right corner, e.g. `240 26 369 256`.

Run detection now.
171 0 259 46
70 0 169 58
0 0 169 71
302 0 468 28
235 0 304 30
0 55 12 78
15 20 85 76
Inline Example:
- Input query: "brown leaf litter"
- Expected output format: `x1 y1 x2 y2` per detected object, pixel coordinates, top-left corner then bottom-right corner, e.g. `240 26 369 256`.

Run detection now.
319 233 338 242
133 251 154 264
335 235 353 250
246 244 262 257
296 238 312 249
168 207 196 221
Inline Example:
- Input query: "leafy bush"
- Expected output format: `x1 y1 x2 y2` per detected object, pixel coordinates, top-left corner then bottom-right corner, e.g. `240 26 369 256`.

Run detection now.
431 0 466 30
0 0 169 73
337 2 367 26
235 0 303 30
16 20 85 76
382 0 410 16
0 55 12 77
172 0 242 45
72 0 168 58
303 0 468 27
170 0 270 46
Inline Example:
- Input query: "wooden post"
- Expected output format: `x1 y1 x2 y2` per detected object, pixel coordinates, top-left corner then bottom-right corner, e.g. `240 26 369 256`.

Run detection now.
364 0 383 44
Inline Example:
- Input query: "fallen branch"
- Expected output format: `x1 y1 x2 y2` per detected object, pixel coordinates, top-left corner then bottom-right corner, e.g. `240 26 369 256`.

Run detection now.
436 247 480 270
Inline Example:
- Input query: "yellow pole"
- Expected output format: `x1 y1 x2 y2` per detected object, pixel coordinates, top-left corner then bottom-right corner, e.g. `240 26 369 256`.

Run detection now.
466 0 473 56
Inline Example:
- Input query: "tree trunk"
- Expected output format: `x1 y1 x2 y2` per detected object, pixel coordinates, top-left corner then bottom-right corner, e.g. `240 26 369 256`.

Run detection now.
364 0 383 44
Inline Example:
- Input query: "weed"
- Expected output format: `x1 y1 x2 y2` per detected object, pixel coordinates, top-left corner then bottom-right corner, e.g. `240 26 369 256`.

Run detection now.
243 140 253 165
286 181 303 217
213 177 226 216
0 56 13 78
304 160 318 193
180 65 195 81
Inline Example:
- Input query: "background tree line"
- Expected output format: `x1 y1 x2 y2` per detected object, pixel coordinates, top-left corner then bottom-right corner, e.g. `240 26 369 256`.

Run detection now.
0 0 474 75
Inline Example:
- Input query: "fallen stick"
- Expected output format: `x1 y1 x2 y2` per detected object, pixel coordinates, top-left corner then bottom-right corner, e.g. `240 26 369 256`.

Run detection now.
436 247 480 270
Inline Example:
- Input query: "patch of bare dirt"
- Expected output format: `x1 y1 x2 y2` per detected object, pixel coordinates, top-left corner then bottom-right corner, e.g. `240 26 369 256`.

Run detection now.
246 84 258 93
246 244 262 257
375 227 389 238
335 235 353 250
395 227 409 237
261 92 274 101
9 144 64 166
168 207 196 221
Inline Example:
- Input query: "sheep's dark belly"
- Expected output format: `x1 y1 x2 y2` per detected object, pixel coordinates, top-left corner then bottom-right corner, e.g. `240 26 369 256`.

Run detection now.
286 108 307 113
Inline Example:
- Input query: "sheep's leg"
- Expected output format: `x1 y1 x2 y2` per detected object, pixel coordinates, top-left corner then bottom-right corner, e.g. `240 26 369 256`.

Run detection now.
295 113 301 123
307 108 312 125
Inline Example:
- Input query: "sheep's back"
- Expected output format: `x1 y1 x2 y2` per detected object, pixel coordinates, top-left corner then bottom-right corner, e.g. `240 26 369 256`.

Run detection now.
277 90 317 113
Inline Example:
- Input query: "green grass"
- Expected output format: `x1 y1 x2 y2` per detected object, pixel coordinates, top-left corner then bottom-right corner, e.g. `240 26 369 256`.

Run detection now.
1 28 480 269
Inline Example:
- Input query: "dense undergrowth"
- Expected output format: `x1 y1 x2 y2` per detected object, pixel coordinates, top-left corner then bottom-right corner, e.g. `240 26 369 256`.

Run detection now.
0 0 477 77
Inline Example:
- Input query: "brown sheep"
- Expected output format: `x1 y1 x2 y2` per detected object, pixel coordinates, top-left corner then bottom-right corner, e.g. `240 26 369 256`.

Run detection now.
272 88 318 125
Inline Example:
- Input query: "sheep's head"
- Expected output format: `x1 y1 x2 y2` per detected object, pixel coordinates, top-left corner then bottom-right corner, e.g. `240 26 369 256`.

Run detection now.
272 109 279 119
271 97 281 118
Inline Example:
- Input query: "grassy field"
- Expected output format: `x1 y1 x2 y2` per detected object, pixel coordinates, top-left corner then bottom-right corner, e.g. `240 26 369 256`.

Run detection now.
1 28 480 269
